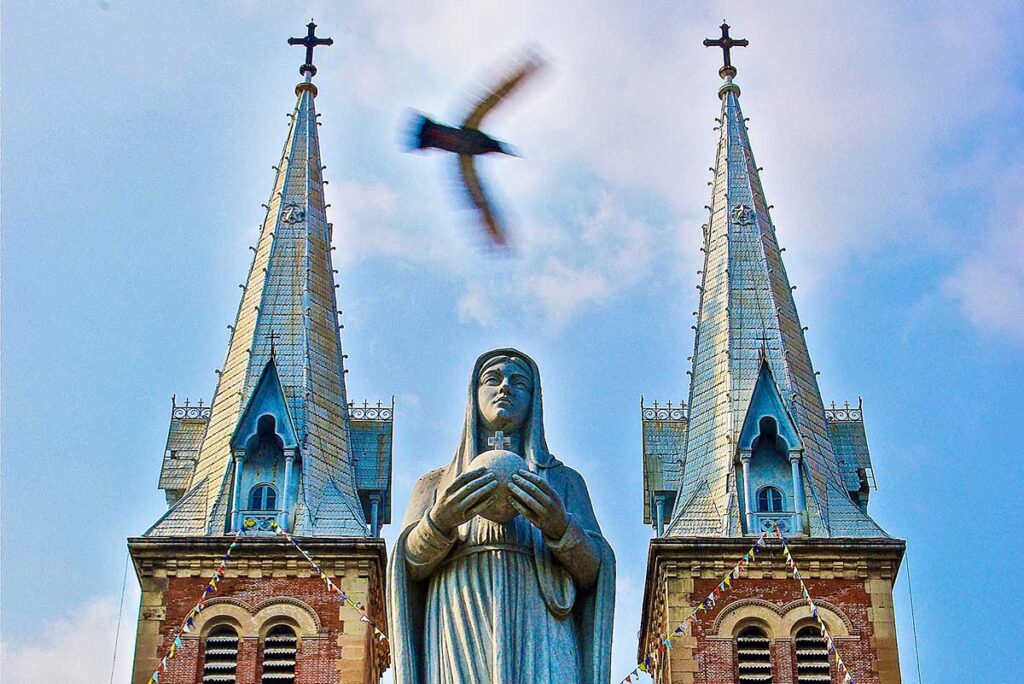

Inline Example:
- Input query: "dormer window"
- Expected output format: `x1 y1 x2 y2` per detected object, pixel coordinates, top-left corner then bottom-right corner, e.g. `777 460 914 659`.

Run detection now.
250 484 278 511
757 486 784 513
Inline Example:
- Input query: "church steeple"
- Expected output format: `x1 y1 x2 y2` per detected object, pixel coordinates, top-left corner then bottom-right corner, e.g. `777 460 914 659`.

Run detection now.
129 28 393 684
655 27 888 538
638 28 904 684
148 27 371 537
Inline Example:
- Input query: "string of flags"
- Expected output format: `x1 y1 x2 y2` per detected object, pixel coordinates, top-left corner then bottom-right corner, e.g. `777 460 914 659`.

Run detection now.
144 519 390 683
618 530 769 683
773 526 856 684
617 524 857 684
272 522 389 643
146 531 242 684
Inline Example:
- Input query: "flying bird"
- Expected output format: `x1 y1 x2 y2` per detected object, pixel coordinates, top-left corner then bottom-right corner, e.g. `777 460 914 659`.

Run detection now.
410 54 545 247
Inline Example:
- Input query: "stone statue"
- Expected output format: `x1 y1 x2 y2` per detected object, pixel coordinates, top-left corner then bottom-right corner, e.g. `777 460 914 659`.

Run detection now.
388 348 615 684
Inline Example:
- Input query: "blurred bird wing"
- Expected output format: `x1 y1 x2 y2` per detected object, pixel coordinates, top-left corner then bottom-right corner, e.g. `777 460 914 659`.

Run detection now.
457 154 506 246
462 55 544 130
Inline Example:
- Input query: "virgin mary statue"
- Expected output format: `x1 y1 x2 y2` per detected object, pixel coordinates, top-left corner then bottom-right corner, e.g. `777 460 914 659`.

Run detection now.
387 348 615 684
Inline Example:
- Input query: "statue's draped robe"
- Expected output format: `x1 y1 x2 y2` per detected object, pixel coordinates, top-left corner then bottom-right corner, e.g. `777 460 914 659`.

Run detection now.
387 350 615 684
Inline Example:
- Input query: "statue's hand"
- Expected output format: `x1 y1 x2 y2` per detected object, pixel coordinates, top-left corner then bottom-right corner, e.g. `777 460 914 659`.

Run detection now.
429 467 498 534
510 470 569 540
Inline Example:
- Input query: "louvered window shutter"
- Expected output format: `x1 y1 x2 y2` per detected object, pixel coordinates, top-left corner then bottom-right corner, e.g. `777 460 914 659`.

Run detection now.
795 625 832 683
203 626 239 683
261 624 298 682
736 625 773 683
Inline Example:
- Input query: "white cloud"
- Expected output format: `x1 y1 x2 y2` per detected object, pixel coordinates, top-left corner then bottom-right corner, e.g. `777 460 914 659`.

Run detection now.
313 1 1023 335
944 168 1024 341
1 595 137 684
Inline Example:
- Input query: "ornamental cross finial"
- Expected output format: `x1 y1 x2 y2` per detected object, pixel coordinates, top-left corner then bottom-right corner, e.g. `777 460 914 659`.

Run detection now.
487 431 512 451
288 19 333 77
703 21 748 70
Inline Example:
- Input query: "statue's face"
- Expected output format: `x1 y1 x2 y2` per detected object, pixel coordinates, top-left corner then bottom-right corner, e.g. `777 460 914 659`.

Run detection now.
476 357 533 435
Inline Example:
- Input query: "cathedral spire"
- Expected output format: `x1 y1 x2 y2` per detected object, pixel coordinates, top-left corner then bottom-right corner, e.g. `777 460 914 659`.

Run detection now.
148 25 370 537
662 24 888 538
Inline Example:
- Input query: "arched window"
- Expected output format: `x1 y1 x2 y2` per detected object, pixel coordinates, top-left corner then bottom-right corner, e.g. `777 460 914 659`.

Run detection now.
250 484 278 511
736 625 773 683
203 625 238 683
261 624 298 682
794 625 831 683
757 486 784 513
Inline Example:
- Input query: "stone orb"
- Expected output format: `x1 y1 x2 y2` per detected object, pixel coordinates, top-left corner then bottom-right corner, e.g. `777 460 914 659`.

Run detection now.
469 449 525 523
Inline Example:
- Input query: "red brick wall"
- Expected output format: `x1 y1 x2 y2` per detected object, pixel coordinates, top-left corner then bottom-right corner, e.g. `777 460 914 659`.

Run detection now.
146 574 378 684
665 577 878 684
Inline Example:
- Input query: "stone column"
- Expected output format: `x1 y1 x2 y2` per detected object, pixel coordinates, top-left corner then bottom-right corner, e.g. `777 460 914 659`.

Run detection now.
231 450 245 531
789 450 806 533
280 449 296 531
655 495 666 537
369 494 380 537
740 450 753 532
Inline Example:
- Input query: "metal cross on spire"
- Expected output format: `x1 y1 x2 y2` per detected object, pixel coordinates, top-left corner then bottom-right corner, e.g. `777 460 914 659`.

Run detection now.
703 22 748 70
288 19 333 77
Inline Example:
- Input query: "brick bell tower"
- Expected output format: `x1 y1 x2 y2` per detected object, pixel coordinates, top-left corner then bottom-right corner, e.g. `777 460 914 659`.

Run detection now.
129 22 393 684
638 24 905 684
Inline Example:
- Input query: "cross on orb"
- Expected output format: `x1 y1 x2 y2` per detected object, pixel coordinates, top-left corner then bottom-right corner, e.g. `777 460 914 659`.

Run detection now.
703 22 748 69
288 20 334 77
488 431 512 451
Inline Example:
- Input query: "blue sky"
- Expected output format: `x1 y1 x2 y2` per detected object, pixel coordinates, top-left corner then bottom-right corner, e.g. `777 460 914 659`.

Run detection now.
2 1 1022 681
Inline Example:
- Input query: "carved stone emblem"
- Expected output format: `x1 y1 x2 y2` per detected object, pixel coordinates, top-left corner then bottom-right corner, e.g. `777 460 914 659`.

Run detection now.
732 203 756 225
281 203 305 223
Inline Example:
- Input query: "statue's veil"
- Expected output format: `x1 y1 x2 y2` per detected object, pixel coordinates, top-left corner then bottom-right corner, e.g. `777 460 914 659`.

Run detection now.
436 348 559 536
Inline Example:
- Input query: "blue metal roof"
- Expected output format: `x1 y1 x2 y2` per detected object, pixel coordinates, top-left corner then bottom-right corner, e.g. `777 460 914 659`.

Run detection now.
660 70 890 539
148 81 370 537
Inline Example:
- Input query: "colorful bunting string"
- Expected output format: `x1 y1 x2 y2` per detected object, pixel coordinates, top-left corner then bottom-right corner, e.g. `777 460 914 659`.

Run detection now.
617 531 769 683
145 518 390 683
773 526 857 684
272 523 389 643
146 531 242 684
617 525 858 684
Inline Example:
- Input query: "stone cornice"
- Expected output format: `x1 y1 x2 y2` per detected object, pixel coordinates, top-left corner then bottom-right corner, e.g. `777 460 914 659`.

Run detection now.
128 536 386 580
637 535 905 659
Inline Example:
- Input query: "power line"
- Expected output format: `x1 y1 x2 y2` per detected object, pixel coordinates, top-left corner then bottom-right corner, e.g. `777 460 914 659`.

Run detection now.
109 551 130 684
906 547 923 684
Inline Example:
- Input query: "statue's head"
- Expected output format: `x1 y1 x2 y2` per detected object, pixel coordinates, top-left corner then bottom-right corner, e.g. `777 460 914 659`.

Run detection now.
476 353 533 434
